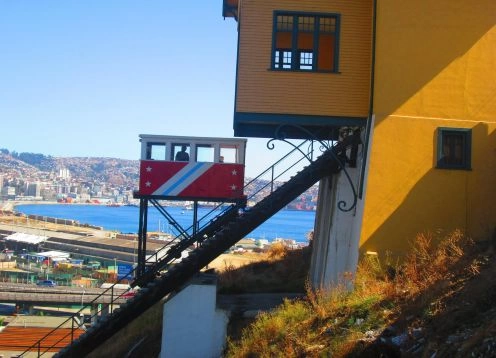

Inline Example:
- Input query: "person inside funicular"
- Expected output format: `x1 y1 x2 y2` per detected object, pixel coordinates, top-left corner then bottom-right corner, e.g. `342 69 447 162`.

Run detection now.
174 144 190 161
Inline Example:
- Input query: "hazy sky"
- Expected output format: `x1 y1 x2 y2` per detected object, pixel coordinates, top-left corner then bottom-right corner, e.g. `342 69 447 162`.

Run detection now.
0 1 295 178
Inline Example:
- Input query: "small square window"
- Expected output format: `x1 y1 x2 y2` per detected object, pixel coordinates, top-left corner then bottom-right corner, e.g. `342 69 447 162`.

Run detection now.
299 51 313 70
436 128 471 170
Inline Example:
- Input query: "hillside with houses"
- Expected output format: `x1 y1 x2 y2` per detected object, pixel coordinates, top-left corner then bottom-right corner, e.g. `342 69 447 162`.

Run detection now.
0 149 319 210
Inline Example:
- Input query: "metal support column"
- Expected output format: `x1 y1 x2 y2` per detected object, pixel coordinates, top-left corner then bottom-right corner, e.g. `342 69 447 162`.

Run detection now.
193 201 198 237
137 198 149 278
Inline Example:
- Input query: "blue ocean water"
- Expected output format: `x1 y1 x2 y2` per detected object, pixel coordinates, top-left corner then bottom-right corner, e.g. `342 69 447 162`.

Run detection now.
16 204 315 243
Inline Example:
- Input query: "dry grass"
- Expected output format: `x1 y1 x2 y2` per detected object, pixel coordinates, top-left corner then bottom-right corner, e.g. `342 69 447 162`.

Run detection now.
217 245 311 294
225 230 481 358
207 252 267 272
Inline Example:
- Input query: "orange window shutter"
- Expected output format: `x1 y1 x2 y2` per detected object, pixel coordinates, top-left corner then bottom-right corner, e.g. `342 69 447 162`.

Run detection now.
297 32 313 50
276 32 292 49
318 34 335 70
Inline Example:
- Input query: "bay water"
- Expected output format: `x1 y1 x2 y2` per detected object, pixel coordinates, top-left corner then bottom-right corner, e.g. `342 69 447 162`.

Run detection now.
16 204 315 244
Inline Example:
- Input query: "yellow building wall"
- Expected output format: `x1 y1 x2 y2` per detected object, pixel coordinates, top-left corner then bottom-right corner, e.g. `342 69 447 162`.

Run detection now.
360 0 496 254
236 0 373 118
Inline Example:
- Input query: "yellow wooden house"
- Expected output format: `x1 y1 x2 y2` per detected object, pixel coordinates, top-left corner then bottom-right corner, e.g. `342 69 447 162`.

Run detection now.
223 0 496 269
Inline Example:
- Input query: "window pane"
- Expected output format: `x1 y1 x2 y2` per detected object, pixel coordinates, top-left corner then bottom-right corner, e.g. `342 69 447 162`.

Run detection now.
220 147 237 163
282 51 292 68
299 51 313 70
275 50 292 69
298 16 314 32
172 144 190 161
320 17 336 33
443 134 464 165
437 128 471 170
147 143 166 160
277 15 293 31
196 145 214 162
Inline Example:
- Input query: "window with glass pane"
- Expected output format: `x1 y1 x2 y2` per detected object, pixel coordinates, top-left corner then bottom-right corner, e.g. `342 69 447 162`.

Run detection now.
172 143 190 161
147 143 166 160
275 50 292 69
196 145 214 162
220 146 237 163
318 17 337 71
299 51 313 70
272 12 339 72
436 128 471 170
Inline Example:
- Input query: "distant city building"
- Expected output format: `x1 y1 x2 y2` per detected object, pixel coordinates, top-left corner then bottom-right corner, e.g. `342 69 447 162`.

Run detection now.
58 168 71 179
2 186 16 199
26 182 41 197
56 184 70 194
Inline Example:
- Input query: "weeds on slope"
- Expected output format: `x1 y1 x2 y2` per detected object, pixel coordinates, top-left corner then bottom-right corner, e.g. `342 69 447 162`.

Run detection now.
226 229 477 357
218 242 312 293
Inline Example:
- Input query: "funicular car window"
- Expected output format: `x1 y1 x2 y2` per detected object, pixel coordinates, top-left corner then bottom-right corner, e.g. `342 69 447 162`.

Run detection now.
146 143 166 160
196 144 214 162
172 143 190 161
219 146 237 163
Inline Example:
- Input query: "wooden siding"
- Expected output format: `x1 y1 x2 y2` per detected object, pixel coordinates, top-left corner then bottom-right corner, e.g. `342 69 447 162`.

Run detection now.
236 0 373 118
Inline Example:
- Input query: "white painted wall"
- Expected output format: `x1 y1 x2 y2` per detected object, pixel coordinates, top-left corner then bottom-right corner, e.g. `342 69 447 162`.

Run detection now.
309 128 371 290
160 277 229 358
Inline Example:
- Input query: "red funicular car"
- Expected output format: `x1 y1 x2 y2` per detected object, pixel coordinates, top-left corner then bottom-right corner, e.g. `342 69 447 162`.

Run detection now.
137 134 247 202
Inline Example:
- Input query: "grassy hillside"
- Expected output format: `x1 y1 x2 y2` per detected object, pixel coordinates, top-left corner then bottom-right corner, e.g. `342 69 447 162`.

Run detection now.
225 230 496 357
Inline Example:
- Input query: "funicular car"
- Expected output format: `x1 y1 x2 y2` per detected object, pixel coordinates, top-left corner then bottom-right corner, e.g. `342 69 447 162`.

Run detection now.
133 135 248 279
137 134 247 202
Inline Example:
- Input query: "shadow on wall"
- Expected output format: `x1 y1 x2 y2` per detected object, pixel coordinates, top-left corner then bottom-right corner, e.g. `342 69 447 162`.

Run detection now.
361 123 496 257
373 1 495 123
